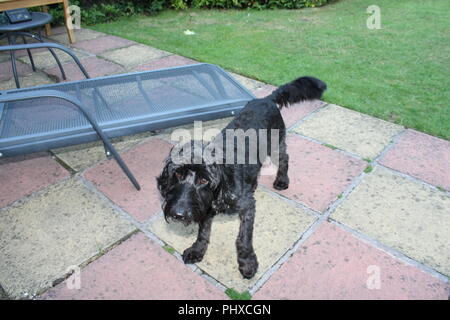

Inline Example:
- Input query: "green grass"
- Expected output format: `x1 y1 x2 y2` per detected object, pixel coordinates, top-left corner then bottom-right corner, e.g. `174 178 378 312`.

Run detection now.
323 143 338 150
91 0 450 140
163 245 176 254
364 165 373 173
225 288 252 300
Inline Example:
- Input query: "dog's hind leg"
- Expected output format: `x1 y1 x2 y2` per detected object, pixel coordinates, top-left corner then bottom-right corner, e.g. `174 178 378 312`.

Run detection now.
182 214 213 264
273 129 290 190
236 195 259 279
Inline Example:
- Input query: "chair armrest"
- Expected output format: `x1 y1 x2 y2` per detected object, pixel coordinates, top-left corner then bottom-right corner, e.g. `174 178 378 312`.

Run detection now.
0 42 90 79
0 89 141 190
0 88 83 105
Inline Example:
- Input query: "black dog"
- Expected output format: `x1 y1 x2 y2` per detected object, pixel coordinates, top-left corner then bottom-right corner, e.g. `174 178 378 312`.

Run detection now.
157 76 326 279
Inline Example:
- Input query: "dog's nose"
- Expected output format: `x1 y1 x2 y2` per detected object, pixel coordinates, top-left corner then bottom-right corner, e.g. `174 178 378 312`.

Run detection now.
173 207 189 220
174 210 186 219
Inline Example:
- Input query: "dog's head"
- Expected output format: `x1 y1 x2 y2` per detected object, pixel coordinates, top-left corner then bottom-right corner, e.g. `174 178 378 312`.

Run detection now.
156 141 222 225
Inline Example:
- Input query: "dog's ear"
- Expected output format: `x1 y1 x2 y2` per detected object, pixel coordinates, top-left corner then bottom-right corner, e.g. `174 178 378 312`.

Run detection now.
156 155 175 198
209 164 236 213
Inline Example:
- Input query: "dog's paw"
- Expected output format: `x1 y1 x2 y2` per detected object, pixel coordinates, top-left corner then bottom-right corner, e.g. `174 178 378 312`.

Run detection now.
182 246 205 264
273 177 289 190
238 254 258 279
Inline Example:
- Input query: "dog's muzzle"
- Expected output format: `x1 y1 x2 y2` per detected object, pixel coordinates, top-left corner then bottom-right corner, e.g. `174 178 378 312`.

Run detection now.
167 207 194 226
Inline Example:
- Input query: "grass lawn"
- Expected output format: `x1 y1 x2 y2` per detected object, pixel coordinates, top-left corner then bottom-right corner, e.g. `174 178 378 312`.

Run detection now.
91 0 450 140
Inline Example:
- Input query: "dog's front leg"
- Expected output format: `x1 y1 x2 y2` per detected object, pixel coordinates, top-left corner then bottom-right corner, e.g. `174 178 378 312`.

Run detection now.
182 214 213 264
236 197 258 279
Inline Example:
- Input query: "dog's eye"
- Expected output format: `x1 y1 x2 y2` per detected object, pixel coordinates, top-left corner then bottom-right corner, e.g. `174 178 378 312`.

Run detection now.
199 178 209 185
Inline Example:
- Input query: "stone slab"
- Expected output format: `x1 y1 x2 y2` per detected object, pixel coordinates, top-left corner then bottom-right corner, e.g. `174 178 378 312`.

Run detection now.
50 28 105 45
72 35 135 55
380 129 450 190
133 54 197 72
260 134 367 212
0 60 32 81
294 104 404 159
0 72 53 90
100 45 171 68
18 48 89 69
41 233 226 300
44 56 123 82
148 189 317 292
253 222 449 299
83 138 173 222
52 131 156 172
0 178 136 298
331 166 450 276
0 153 69 208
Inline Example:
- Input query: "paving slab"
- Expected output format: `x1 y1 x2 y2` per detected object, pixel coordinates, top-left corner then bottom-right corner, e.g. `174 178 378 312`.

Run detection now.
253 222 449 300
293 104 404 159
83 138 173 222
331 166 450 276
230 72 267 92
0 37 42 60
133 54 198 72
259 134 366 212
100 44 171 68
0 153 69 208
0 34 46 59
0 52 10 63
0 285 8 300
9 47 48 59
161 117 234 144
50 28 105 45
252 84 276 99
281 100 326 129
18 48 90 69
46 26 68 35
0 178 136 298
41 232 226 300
0 60 33 81
52 131 156 172
380 129 450 190
0 72 53 90
44 56 124 82
149 188 317 292
72 35 136 55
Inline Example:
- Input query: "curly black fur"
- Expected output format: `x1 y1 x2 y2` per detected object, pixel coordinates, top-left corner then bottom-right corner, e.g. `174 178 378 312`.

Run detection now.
157 76 326 279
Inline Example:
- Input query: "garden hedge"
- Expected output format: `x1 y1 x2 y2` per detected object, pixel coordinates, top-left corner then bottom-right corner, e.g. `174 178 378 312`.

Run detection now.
44 0 333 26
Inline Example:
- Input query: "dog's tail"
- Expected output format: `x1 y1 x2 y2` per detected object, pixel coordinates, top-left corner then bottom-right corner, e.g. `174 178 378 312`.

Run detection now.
268 76 327 109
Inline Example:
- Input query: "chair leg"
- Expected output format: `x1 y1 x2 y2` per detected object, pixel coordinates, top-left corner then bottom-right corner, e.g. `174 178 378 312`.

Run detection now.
36 30 67 81
21 36 37 72
7 34 20 88
63 0 76 44
42 6 53 37
103 144 113 159
48 47 67 80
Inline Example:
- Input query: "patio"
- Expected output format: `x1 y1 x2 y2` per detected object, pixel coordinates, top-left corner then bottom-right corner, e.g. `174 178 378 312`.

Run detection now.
0 27 449 300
